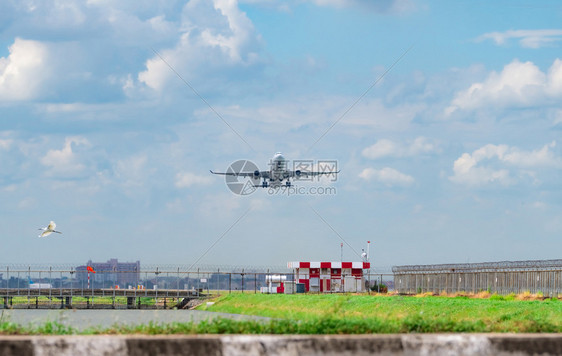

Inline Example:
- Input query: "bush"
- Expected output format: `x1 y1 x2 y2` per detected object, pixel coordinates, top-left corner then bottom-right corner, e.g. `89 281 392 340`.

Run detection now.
370 283 388 293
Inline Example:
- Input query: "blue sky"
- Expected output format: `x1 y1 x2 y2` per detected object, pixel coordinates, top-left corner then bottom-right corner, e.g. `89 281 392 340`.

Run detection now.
1 0 562 270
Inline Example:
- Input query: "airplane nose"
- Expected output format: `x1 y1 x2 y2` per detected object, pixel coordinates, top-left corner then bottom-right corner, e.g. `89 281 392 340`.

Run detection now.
273 152 285 161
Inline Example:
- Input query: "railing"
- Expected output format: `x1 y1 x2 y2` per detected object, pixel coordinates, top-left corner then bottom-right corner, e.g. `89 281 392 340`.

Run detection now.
0 268 394 309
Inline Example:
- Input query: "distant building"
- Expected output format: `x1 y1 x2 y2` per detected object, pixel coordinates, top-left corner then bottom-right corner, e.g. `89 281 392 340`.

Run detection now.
76 259 140 287
287 261 370 293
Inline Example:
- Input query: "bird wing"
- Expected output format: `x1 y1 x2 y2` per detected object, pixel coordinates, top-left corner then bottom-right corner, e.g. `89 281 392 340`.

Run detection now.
40 231 52 238
48 221 56 230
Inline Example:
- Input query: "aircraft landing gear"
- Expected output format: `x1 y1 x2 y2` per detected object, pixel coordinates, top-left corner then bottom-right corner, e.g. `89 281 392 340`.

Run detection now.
262 180 269 188
285 181 291 187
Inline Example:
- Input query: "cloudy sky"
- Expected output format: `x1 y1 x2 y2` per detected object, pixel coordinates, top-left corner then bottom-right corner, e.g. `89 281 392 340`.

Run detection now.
1 0 562 270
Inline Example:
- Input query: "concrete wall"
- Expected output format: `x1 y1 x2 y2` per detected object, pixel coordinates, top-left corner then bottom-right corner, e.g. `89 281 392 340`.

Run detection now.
1 334 562 355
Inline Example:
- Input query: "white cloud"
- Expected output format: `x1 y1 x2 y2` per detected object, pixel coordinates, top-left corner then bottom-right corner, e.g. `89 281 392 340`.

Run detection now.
343 98 424 131
0 38 51 101
450 142 562 186
446 59 562 114
503 141 560 167
138 0 263 92
16 0 86 28
113 154 149 189
0 139 13 150
309 0 417 13
359 167 414 186
40 136 91 176
362 137 438 159
477 29 562 49
175 172 213 188
362 139 396 159
238 0 417 13
451 150 511 186
249 198 271 210
17 197 36 210
548 59 562 95
199 194 241 217
554 110 562 126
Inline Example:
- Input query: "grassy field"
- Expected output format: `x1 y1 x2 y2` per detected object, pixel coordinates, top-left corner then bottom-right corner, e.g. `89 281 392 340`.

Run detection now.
2 293 562 334
195 293 562 333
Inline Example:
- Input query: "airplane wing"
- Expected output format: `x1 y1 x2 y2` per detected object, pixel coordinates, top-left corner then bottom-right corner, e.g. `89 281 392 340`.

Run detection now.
210 170 270 179
289 170 340 178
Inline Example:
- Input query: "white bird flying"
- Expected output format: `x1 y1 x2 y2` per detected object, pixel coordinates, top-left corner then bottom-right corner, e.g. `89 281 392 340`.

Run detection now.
38 221 62 237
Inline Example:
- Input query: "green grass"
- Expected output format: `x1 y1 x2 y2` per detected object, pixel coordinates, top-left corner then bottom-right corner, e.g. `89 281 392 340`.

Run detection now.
196 293 562 333
0 321 76 335
4 296 168 306
2 294 562 334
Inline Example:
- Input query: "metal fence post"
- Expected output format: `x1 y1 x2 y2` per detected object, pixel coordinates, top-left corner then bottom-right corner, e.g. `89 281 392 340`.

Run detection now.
155 267 159 309
49 267 52 308
27 266 31 302
70 269 74 307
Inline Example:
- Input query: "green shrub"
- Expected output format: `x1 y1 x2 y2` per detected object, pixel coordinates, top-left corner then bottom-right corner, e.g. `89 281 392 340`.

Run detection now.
489 293 505 301
370 283 388 293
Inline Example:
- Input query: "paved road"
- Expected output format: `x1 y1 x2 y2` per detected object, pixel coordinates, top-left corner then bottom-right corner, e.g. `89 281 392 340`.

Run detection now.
0 309 270 331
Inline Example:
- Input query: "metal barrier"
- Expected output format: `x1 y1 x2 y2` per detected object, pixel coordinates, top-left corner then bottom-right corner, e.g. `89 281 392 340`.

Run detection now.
0 268 395 309
393 260 562 297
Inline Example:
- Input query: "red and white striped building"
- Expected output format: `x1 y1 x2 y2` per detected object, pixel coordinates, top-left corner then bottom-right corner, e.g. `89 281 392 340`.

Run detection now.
287 261 371 293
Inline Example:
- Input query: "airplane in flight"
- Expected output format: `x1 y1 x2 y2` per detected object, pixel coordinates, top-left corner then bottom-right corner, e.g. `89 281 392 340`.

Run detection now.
210 152 339 188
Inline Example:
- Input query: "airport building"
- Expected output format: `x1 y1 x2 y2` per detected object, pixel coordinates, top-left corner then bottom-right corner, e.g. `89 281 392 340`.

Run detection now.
287 261 371 293
75 259 141 288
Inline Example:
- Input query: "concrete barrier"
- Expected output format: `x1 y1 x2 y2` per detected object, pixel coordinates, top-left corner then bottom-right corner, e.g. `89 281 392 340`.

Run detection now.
1 334 562 355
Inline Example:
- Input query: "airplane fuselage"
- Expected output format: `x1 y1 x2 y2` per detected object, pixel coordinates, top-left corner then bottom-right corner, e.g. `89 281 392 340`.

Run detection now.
268 152 289 187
